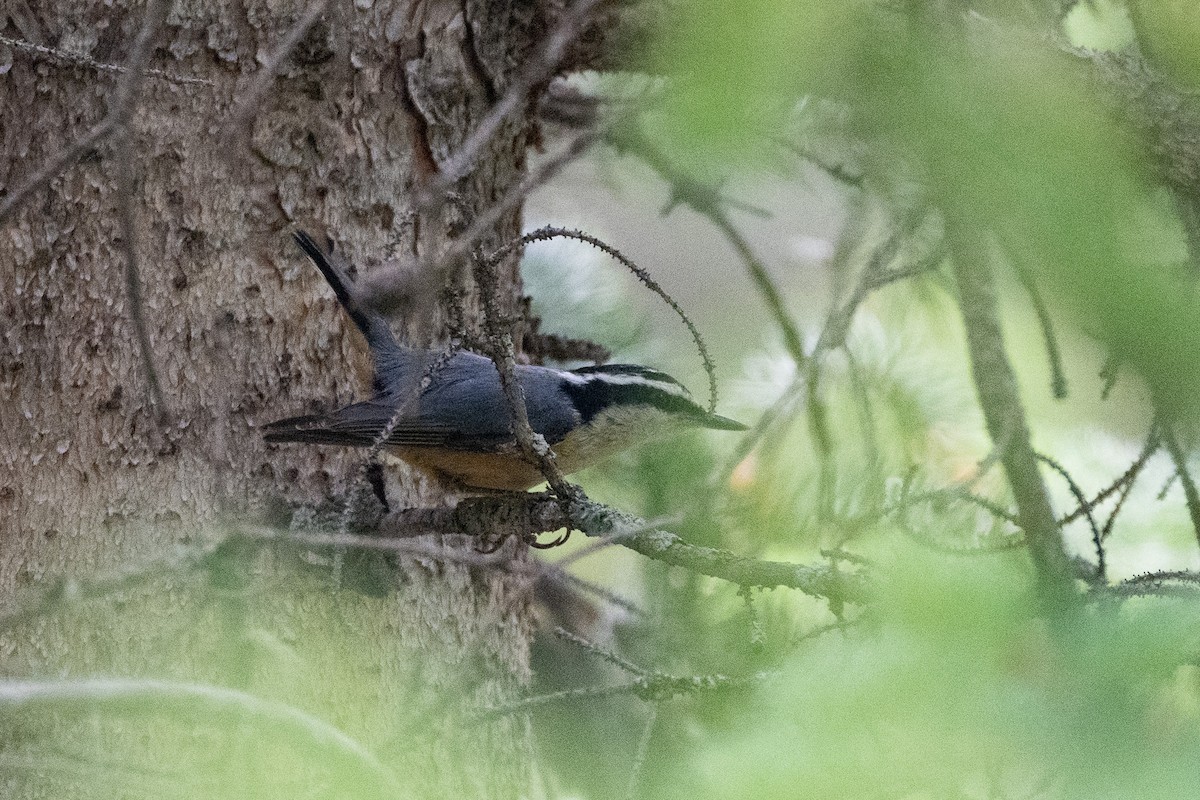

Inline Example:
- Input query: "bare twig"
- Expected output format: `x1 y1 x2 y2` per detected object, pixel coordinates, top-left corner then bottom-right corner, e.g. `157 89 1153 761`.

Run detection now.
479 680 648 716
336 340 464 537
0 679 400 799
1101 570 1200 600
0 33 215 86
719 229 941 491
611 127 808 366
496 226 720 413
1 1 169 231
543 567 646 617
893 486 1020 527
472 251 580 521
0 118 117 224
556 516 678 567
553 626 648 676
777 137 865 190
111 0 172 419
480 670 766 717
1058 427 1159 525
239 524 512 569
1036 453 1104 579
361 127 604 315
376 497 867 602
0 548 208 633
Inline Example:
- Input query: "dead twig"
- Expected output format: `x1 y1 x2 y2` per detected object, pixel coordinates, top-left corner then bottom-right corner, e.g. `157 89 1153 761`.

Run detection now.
494 226 720 413
0 33 215 86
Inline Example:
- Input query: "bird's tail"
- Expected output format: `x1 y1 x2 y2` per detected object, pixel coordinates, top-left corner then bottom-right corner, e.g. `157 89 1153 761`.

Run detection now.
262 412 373 447
291 231 407 374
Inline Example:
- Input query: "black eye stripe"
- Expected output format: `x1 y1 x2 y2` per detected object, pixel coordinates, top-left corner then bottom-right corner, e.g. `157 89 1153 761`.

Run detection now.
561 377 705 424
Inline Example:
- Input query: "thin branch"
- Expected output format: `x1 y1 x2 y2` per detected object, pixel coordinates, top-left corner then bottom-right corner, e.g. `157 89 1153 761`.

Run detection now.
556 516 678 567
0 679 400 799
480 670 768 717
0 548 207 633
0 117 117 224
377 497 867 602
0 3 173 414
117 0 173 412
1100 468 1139 542
1162 425 1200 551
624 704 658 800
0 33 215 86
496 226 719 413
1099 570 1200 601
543 567 646 617
1016 266 1067 399
574 507 867 602
719 229 941 490
891 481 1026 555
948 224 1077 613
1036 453 1104 580
239 524 513 569
472 250 580 518
362 124 609 318
843 349 885 519
479 680 647 716
116 132 168 419
113 0 172 420
553 626 649 676
611 127 807 366
337 340 463 535
777 137 865 190
1120 569 1200 587
1058 427 1159 524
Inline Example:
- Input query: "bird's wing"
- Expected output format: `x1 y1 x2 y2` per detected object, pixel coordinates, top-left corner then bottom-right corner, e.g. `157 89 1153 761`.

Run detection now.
263 399 514 450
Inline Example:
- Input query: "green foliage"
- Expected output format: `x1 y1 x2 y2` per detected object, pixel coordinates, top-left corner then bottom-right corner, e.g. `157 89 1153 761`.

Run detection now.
515 3 1200 798
667 557 1200 800
649 0 1200 416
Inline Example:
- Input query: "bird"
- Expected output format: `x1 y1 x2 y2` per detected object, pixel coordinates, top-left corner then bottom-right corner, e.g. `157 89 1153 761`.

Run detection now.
263 230 747 492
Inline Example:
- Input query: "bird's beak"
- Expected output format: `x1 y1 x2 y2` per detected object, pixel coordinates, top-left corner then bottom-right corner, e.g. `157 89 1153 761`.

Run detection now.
699 412 749 431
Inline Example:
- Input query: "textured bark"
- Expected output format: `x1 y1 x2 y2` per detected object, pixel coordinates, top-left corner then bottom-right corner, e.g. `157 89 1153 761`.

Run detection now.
0 2 538 797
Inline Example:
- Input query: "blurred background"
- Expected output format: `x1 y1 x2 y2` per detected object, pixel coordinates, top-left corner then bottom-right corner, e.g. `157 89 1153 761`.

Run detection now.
508 2 1200 796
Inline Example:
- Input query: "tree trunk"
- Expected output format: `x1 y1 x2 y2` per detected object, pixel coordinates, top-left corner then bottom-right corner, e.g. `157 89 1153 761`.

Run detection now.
0 2 537 796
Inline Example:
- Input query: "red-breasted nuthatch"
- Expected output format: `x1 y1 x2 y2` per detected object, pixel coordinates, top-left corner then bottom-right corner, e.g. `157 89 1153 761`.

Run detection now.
264 231 747 491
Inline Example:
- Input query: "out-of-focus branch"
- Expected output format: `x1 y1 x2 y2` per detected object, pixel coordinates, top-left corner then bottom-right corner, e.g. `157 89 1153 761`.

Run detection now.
423 0 609 201
1 0 166 228
948 224 1078 613
610 126 808 366
359 127 603 316
221 0 332 150
1162 425 1200 551
0 679 400 799
1058 426 1159 525
1037 453 1104 580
